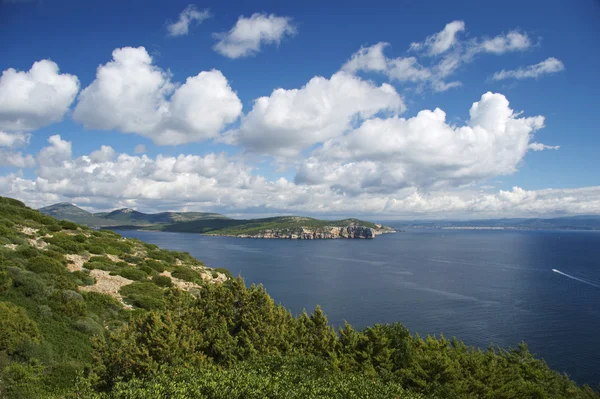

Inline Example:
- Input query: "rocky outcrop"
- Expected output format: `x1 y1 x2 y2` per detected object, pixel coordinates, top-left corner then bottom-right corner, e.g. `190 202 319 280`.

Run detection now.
235 224 394 240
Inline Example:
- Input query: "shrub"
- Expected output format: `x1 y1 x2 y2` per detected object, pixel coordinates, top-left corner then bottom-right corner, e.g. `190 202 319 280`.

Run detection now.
142 259 166 273
123 255 143 264
120 282 166 310
11 269 48 298
26 256 65 274
171 267 203 284
152 275 173 288
49 290 87 317
147 249 175 263
138 265 158 277
72 270 95 286
59 220 79 230
0 302 40 353
88 245 105 255
75 317 103 335
117 268 148 281
0 270 12 292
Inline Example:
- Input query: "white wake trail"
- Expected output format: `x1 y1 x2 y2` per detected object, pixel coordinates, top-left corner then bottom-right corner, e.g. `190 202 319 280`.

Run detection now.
552 269 600 289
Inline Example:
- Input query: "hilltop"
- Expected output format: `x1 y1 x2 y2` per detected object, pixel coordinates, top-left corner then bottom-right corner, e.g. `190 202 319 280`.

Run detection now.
39 203 231 228
2 196 598 398
39 202 395 239
160 215 395 239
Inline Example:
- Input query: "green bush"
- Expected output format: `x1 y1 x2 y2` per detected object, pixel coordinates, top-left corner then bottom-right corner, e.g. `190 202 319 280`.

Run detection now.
171 267 203 284
49 290 87 317
146 249 175 263
117 268 148 281
120 282 166 310
0 270 12 292
26 256 65 274
152 275 173 288
0 302 40 353
141 259 166 273
60 220 79 230
75 317 104 335
123 255 143 264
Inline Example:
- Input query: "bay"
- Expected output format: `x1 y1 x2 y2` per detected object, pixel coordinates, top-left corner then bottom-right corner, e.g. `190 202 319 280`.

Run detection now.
119 228 600 386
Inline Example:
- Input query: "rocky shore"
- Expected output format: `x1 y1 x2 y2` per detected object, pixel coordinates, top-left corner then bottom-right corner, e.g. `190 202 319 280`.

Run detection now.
212 224 395 239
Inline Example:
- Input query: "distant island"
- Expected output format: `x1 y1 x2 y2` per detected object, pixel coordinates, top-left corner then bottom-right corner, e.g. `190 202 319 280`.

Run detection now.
39 203 395 239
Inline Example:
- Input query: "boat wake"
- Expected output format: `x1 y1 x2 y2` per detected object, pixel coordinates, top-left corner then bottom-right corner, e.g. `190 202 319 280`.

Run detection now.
552 269 600 289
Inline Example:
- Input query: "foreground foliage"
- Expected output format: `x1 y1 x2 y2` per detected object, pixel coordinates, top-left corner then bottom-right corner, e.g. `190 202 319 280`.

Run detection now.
0 196 598 398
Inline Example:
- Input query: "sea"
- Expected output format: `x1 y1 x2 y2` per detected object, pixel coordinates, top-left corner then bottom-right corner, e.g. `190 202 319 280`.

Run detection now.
119 228 600 387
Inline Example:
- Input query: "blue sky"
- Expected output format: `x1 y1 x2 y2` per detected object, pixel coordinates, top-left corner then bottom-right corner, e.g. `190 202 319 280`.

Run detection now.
0 0 599 218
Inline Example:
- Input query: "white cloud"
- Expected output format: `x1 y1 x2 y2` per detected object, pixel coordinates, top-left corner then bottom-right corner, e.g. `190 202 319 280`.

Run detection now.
0 150 35 168
297 92 549 192
213 13 296 58
410 20 465 56
73 47 242 145
0 60 79 131
528 142 560 151
0 131 35 168
167 4 211 37
344 23 535 92
343 42 432 83
134 144 146 154
0 131 30 148
226 71 404 156
493 57 565 80
0 132 597 218
479 31 532 54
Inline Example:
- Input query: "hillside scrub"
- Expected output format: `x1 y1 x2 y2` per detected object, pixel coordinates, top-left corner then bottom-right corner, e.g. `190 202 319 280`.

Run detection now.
0 197 598 398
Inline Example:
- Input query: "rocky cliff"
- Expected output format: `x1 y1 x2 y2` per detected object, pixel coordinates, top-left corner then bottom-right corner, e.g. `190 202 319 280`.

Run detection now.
233 224 394 239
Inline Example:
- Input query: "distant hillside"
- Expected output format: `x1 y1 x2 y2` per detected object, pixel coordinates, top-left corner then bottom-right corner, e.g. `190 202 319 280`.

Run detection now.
160 216 395 239
38 202 110 226
39 202 230 228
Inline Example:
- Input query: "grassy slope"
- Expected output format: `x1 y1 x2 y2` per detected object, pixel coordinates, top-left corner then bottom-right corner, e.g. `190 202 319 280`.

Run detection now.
0 197 227 397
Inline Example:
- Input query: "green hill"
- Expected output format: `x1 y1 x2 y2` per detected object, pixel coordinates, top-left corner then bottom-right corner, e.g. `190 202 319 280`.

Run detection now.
160 215 395 238
39 203 230 228
1 196 599 398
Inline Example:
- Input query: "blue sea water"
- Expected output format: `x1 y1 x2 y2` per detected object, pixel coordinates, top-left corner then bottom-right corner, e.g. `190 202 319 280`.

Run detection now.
119 228 600 386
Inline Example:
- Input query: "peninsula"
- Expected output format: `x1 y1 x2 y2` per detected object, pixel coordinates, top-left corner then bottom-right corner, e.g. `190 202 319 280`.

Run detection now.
39 203 395 239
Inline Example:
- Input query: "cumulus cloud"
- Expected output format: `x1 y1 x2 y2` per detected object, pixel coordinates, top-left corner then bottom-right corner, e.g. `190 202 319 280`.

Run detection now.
0 60 79 131
478 31 532 54
226 71 404 156
0 137 597 217
493 57 565 80
0 131 35 168
213 13 296 58
0 131 30 148
343 42 432 83
73 47 242 145
0 130 596 218
166 4 211 37
344 23 534 92
134 144 146 154
410 20 465 56
297 92 550 193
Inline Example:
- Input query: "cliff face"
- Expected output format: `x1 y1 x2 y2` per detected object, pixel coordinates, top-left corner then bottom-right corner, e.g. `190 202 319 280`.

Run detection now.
235 224 394 239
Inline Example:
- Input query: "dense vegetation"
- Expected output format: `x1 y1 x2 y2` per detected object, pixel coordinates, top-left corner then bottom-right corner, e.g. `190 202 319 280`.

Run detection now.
1 196 599 398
